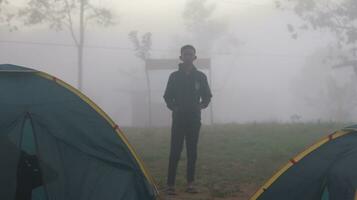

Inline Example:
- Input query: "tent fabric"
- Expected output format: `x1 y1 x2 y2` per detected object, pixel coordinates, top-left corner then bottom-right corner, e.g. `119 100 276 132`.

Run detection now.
250 127 357 200
0 64 158 200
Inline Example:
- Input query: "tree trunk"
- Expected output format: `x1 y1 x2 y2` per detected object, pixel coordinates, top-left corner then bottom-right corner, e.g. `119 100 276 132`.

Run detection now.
145 68 152 127
78 0 85 91
78 45 83 91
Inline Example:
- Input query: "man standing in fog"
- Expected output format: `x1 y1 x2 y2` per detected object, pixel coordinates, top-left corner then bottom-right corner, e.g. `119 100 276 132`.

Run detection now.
163 45 212 195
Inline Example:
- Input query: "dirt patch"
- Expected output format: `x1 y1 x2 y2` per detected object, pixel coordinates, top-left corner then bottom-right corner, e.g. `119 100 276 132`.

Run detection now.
158 183 258 200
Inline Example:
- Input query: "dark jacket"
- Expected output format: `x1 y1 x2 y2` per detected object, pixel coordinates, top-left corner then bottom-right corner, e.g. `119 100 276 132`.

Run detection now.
163 63 212 114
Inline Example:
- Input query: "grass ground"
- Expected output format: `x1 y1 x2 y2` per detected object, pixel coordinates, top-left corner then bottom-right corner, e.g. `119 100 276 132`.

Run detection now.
123 122 349 200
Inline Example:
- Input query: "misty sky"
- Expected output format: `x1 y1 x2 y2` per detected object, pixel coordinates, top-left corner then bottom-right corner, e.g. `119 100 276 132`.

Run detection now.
1 0 346 126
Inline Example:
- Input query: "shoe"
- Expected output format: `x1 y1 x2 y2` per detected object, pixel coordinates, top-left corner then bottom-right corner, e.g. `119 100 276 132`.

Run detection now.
185 186 198 194
165 186 177 196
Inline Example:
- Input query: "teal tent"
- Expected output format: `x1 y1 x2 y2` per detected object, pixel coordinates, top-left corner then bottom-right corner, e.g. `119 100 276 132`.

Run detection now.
250 126 357 200
0 64 159 200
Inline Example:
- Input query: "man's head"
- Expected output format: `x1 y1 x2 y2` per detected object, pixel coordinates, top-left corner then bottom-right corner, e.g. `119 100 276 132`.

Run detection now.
180 45 197 64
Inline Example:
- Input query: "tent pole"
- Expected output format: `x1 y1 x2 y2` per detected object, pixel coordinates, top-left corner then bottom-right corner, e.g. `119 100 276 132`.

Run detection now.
27 113 51 200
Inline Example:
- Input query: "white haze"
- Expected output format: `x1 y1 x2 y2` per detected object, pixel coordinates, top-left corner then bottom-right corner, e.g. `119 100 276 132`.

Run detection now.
2 0 352 126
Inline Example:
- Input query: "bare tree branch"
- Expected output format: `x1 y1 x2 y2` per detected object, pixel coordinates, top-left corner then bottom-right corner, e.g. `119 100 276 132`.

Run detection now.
64 0 79 46
15 0 115 90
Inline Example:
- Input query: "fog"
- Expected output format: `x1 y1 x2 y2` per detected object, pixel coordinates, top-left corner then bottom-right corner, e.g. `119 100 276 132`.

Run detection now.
1 0 355 126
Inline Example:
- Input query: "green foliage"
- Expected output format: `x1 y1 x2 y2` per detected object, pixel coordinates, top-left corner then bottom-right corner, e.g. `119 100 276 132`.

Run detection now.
18 0 114 30
0 0 18 31
277 0 357 50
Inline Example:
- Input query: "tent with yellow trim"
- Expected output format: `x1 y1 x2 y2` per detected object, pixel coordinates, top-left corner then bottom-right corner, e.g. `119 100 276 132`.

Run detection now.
0 64 158 200
250 127 357 200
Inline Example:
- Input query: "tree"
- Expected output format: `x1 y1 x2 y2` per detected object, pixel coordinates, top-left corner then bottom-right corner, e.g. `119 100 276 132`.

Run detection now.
182 0 228 56
129 31 152 60
277 0 357 57
0 0 18 31
18 0 114 90
278 0 357 121
128 31 153 126
292 47 357 122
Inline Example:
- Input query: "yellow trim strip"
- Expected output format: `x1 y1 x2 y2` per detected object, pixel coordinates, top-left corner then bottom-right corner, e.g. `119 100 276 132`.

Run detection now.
249 130 350 200
36 72 160 197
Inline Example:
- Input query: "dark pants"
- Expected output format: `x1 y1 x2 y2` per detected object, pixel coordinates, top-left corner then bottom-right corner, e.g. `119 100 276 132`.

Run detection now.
167 111 201 186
